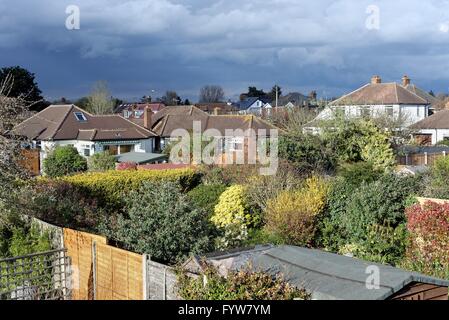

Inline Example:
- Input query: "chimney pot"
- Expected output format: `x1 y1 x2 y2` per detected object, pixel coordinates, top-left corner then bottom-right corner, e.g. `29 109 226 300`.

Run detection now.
402 75 411 86
213 107 220 115
371 75 382 84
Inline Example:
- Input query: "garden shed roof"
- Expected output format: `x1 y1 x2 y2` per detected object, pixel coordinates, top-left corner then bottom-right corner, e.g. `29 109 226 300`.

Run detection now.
187 245 449 300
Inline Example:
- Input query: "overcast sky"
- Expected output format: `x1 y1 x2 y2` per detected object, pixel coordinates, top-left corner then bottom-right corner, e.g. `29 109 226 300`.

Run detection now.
2 0 449 102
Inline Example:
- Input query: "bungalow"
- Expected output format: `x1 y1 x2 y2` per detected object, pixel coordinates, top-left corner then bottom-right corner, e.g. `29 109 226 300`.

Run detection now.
306 75 435 132
13 104 157 172
184 245 449 300
148 105 279 160
411 109 449 145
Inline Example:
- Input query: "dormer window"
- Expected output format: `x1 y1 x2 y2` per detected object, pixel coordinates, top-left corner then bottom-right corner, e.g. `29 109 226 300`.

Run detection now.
74 112 87 122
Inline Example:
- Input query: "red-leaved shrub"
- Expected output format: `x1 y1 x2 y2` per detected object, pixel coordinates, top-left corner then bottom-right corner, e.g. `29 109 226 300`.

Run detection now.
405 201 449 278
116 162 137 171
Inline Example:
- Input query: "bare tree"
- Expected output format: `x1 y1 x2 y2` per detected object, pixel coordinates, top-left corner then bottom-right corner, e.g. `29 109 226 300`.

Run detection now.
0 74 32 227
85 81 114 115
199 85 225 103
162 91 180 105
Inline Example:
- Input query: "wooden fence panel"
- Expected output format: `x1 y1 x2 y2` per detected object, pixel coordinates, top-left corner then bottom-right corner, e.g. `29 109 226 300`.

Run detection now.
94 243 143 300
63 228 107 300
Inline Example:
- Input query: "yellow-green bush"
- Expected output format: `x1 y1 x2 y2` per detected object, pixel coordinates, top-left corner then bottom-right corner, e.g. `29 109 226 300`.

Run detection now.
265 176 329 245
211 185 253 228
60 168 201 208
211 184 260 249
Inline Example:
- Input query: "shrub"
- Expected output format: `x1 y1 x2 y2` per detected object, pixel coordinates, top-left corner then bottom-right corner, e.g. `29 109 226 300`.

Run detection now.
0 219 52 259
403 202 449 279
62 168 201 209
187 183 227 219
198 164 260 186
337 161 383 187
8 224 52 257
343 174 420 241
339 223 408 266
265 176 329 246
322 118 395 170
43 146 87 178
245 163 300 214
19 180 104 232
116 161 137 171
105 180 213 264
176 264 309 300
87 151 116 172
211 185 256 228
425 156 449 199
211 185 258 249
278 133 336 175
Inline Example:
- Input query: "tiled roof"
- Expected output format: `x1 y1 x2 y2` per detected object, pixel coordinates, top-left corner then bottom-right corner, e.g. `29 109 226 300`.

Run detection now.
411 109 449 129
14 104 156 141
330 83 429 106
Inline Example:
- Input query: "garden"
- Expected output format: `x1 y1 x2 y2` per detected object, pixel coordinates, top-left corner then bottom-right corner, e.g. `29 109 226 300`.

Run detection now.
1 100 448 298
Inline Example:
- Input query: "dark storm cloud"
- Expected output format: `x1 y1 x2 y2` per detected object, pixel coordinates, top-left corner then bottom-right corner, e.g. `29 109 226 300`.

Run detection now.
2 0 449 100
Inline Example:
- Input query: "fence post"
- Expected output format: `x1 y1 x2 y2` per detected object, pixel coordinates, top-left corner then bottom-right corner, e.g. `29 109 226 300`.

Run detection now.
163 267 167 300
405 154 409 165
424 152 428 165
142 254 149 300
443 151 446 157
92 241 97 300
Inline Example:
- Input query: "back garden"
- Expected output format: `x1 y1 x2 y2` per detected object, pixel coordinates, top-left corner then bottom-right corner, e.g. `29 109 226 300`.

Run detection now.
1 100 449 298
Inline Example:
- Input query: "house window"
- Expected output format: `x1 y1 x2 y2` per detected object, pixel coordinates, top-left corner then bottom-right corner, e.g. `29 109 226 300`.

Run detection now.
360 107 371 118
385 106 394 117
83 149 91 157
74 112 87 122
135 110 144 118
124 110 132 118
227 137 244 151
416 108 420 117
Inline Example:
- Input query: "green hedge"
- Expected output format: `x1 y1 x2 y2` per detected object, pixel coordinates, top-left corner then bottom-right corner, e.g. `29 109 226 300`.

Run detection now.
59 168 201 208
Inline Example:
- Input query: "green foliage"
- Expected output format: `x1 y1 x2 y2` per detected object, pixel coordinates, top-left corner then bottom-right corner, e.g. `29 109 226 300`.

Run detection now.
19 180 104 232
187 183 227 219
62 168 201 209
43 145 87 178
87 151 116 172
278 133 336 175
343 174 420 241
339 224 408 266
176 264 309 300
0 66 43 108
322 118 395 170
425 156 449 199
105 180 213 264
337 162 382 187
0 219 51 259
317 173 421 265
8 224 52 257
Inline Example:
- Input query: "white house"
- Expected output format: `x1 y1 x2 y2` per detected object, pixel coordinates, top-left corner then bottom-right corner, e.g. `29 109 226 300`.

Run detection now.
235 97 273 116
14 105 157 171
306 76 434 131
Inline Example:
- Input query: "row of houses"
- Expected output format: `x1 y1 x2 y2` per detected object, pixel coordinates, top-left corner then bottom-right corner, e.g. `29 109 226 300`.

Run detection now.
13 104 278 173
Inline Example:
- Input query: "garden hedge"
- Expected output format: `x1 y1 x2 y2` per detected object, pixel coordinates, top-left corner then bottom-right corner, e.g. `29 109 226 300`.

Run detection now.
60 168 201 208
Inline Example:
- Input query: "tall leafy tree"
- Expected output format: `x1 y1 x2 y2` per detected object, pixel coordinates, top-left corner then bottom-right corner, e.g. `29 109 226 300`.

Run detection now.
0 66 44 111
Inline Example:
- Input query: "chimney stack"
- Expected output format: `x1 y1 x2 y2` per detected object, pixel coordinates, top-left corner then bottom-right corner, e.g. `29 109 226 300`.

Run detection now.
144 106 152 129
402 75 411 87
371 75 382 84
213 107 221 115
